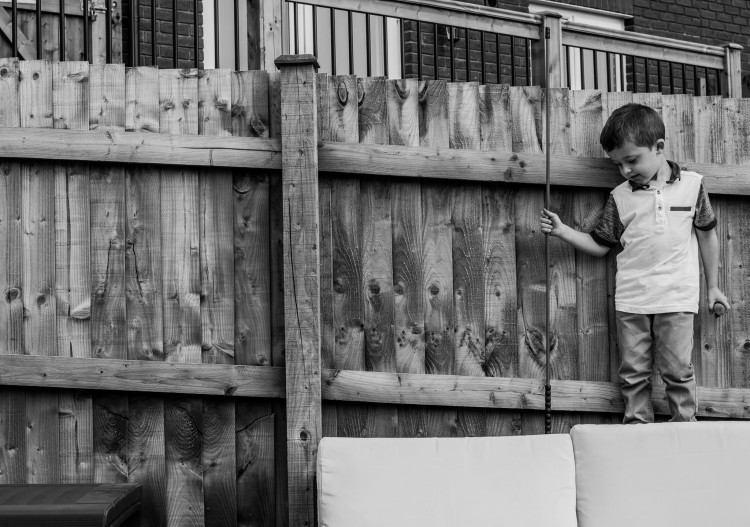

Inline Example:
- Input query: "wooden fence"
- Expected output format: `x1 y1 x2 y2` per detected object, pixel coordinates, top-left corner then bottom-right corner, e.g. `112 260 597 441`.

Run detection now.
2 54 750 526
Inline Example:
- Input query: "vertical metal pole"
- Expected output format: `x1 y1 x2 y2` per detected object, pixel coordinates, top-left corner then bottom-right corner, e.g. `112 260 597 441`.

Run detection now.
84 0 91 61
234 0 239 69
130 0 139 67
313 7 318 61
193 0 198 67
383 16 388 78
715 68 722 97
172 0 178 66
631 56 637 93
525 39 531 86
564 45 570 89
605 52 611 92
579 47 585 89
36 0 42 59
496 33 501 84
12 0 18 58
151 0 156 64
417 21 422 80
449 26 454 82
510 37 515 86
465 29 470 82
331 9 336 75
669 62 674 94
366 14 371 77
293 3 298 54
433 23 438 80
106 0 113 63
544 25 552 435
60 0 67 60
657 60 663 93
480 30 485 84
592 49 598 89
348 10 353 74
681 62 686 94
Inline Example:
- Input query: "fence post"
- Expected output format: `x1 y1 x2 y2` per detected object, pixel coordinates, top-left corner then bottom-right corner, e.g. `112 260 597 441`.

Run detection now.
274 53 321 527
723 43 743 98
531 12 563 88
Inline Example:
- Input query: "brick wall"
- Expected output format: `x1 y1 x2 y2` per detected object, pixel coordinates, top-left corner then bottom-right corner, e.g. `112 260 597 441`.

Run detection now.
122 0 203 68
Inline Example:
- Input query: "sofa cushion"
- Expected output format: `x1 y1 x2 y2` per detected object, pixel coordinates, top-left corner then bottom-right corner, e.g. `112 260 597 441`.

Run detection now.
572 421 750 527
317 435 577 527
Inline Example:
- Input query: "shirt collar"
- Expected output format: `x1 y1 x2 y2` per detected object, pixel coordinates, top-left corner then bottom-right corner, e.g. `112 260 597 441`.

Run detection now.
628 160 681 191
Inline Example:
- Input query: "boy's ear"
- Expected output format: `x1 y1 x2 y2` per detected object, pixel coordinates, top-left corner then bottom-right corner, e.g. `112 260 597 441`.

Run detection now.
655 139 666 153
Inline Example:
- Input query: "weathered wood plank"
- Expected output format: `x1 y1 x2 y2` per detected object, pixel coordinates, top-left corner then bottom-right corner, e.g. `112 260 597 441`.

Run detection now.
448 81 484 377
198 69 232 137
202 397 236 527
231 70 270 138
0 161 23 355
93 392 128 483
125 66 160 133
19 60 58 484
89 63 125 131
277 54 321 527
0 57 20 127
0 355 285 397
317 73 334 371
388 79 424 374
480 84 517 379
165 396 204 527
569 90 609 383
0 388 25 483
233 173 271 366
127 395 167 527
236 400 275 527
159 68 199 135
359 77 395 373
126 165 163 361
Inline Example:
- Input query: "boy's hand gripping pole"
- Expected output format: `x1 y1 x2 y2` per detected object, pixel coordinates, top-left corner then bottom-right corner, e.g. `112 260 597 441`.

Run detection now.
544 25 552 435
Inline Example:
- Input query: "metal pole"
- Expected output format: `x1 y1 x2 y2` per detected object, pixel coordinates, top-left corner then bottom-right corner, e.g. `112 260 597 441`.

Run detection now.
544 25 552 435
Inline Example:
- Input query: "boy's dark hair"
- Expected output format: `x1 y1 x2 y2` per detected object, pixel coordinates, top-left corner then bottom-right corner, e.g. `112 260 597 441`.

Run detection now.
599 103 665 152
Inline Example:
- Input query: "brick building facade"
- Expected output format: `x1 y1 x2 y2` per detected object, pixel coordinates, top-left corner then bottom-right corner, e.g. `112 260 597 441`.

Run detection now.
405 0 750 96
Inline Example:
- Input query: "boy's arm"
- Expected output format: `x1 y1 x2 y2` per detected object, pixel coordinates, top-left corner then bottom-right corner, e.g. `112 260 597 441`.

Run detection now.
695 228 729 314
540 209 610 257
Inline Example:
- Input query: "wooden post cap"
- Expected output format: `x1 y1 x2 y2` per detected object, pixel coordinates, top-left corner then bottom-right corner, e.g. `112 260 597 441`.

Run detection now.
274 54 320 69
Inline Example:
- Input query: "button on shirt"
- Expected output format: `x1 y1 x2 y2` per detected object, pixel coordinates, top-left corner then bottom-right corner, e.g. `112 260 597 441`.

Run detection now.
590 161 717 314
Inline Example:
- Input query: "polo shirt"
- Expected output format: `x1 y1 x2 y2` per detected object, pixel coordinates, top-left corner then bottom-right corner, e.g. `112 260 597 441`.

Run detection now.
590 161 717 314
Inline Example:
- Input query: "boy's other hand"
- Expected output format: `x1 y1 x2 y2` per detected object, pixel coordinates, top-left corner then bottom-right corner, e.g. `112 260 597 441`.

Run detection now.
540 209 565 237
707 288 729 316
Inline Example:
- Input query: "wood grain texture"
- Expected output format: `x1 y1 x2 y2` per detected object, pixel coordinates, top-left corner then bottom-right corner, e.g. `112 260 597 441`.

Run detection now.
278 56 321 527
128 395 167 527
236 400 275 527
234 173 271 366
159 68 199 135
198 69 232 136
0 388 25 483
165 396 204 527
0 57 20 127
317 73 334 371
125 67 160 133
448 81 485 377
231 70 270 138
388 79 425 374
93 392 128 483
202 397 236 527
480 84 517 379
89 63 125 132
0 161 23 355
359 77 395 373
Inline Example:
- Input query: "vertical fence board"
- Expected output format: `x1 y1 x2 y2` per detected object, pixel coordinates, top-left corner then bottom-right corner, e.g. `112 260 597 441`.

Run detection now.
125 67 159 132
0 163 23 355
93 392 128 483
231 70 270 138
360 77 395 373
20 59 59 483
389 78 424 374
236 401 275 527
480 84 518 384
159 68 204 527
128 395 167 527
89 64 126 131
0 57 20 127
317 73 334 372
329 74 363 371
448 82 484 378
199 68 237 527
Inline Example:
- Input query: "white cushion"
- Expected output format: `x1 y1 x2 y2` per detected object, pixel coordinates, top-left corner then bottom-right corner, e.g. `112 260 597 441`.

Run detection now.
572 421 750 527
317 435 577 527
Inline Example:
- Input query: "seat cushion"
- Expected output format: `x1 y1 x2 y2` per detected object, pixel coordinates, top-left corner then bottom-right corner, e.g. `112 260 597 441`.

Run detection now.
572 421 750 527
317 435 577 527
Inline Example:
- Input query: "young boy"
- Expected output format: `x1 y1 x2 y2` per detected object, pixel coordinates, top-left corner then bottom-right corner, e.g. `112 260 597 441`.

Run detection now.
540 103 729 424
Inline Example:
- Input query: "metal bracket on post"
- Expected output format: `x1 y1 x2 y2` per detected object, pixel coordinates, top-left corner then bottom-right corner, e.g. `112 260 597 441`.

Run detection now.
723 43 743 98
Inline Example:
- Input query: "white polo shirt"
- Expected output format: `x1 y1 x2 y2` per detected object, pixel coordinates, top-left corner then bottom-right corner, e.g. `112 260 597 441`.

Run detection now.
591 162 717 314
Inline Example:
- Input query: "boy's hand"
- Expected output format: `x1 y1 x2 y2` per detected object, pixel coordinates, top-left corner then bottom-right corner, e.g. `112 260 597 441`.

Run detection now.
540 209 566 237
708 288 729 316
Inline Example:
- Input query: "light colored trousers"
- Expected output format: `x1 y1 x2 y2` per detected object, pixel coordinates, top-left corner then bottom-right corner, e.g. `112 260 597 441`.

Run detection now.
615 311 697 424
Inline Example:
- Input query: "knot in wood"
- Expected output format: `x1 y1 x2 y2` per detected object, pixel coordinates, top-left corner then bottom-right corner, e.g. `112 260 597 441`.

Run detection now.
429 284 440 296
394 79 410 99
33 72 40 80
0 68 7 77
164 100 175 110
36 294 46 306
5 288 20 302
336 81 348 105
393 283 404 295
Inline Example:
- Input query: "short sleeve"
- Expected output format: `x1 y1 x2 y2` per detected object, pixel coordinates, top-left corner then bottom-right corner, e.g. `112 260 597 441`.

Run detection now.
590 194 623 248
694 181 717 231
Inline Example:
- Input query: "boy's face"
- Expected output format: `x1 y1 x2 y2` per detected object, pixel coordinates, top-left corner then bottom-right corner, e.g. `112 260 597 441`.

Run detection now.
606 138 666 187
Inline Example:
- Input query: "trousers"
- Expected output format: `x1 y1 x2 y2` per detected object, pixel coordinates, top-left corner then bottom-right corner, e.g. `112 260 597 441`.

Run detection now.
615 311 697 424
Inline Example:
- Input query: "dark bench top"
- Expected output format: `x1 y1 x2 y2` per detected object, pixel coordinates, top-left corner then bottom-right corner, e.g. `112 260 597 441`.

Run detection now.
0 483 142 527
